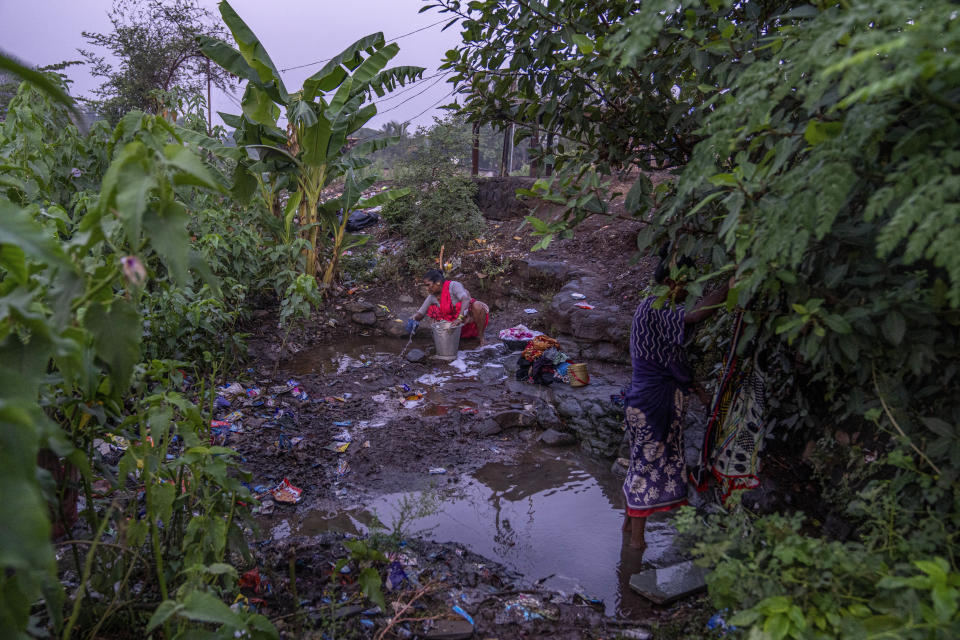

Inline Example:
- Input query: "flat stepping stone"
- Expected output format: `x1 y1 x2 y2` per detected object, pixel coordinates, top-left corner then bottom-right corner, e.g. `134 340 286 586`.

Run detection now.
628 560 708 605
424 618 474 639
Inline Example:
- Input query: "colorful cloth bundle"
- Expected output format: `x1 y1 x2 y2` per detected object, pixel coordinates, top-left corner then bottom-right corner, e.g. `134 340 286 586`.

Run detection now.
522 335 562 362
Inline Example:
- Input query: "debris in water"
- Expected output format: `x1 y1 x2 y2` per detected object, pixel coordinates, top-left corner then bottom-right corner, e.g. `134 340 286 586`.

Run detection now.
271 478 303 504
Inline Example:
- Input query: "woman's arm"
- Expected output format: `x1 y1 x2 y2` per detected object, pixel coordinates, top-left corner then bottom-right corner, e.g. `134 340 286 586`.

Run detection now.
684 279 733 325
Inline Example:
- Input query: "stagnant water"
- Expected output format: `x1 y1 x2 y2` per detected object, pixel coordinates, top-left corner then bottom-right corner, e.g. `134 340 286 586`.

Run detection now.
296 447 683 618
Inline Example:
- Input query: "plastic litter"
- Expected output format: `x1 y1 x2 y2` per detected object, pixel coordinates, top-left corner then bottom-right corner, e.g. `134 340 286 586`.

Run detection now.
246 387 260 397
326 441 350 453
524 308 538 314
571 293 586 300
386 560 408 591
222 410 243 423
270 478 303 504
575 303 595 310
214 396 231 410
336 459 350 477
220 382 245 397
452 605 474 626
429 467 447 475
333 421 352 427
334 430 352 442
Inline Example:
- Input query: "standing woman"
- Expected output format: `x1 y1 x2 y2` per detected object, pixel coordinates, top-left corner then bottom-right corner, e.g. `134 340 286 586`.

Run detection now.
623 252 731 549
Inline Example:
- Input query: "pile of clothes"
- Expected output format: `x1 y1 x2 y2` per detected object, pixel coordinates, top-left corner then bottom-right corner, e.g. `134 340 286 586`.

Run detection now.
516 335 571 386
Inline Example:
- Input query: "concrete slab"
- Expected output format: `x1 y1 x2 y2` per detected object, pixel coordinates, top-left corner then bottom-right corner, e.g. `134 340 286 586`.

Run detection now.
628 560 708 605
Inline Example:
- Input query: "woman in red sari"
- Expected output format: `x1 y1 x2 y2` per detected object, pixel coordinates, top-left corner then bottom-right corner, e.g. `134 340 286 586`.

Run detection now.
411 270 490 345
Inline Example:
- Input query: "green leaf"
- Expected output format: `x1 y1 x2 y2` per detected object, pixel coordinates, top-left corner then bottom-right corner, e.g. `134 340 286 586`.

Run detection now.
303 33 386 99
241 83 280 126
0 200 69 268
217 1 288 102
179 589 240 627
357 567 386 611
571 34 595 54
0 52 82 123
197 35 260 85
163 145 222 191
146 601 183 633
881 311 906 346
625 174 653 214
143 200 191 285
804 119 843 146
83 298 142 389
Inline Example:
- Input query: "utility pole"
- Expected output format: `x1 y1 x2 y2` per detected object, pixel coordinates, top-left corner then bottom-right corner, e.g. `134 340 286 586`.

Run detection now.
545 128 555 177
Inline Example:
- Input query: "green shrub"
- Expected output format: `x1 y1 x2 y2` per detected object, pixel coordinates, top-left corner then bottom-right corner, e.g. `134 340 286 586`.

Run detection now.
380 114 485 273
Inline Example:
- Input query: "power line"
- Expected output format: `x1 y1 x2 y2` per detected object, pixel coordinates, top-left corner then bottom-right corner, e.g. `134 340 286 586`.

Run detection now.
402 89 458 124
372 71 451 103
280 18 451 73
374 74 450 116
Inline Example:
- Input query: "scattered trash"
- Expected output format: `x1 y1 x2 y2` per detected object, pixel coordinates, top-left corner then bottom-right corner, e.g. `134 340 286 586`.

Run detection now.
336 459 350 477
496 594 554 623
571 293 586 300
362 441 370 448
333 421 352 427
429 467 447 475
524 308 538 314
452 605 474 626
334 430 352 442
707 609 737 636
326 441 350 453
575 303 595 310
220 382 245 397
271 478 303 504
246 387 261 397
386 560 408 591
214 396 231 410
371 393 389 403
222 410 244 423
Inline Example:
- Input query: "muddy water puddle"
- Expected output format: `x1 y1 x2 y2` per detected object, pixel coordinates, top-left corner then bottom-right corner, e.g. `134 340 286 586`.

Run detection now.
283 335 415 375
296 448 671 618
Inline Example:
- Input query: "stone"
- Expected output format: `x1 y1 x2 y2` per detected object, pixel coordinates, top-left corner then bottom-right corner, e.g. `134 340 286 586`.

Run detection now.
470 418 502 437
351 311 377 326
477 363 506 384
374 307 388 318
473 176 536 220
555 397 583 418
382 318 408 337
406 348 426 363
629 560 708 605
516 259 585 288
491 409 537 429
424 618 474 640
344 300 375 313
534 399 562 429
538 428 576 446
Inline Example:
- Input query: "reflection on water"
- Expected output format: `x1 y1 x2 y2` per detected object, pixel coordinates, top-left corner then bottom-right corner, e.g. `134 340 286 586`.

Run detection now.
282 335 412 375
298 448 672 618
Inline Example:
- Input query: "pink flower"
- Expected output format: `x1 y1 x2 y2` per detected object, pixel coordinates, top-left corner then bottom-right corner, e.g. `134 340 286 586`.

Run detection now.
120 255 147 286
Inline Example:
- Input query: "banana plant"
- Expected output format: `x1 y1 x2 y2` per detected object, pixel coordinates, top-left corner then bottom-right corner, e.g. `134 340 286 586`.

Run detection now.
198 0 419 284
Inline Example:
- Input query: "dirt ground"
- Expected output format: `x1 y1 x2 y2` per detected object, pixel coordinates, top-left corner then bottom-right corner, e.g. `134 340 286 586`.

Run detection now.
212 208 720 639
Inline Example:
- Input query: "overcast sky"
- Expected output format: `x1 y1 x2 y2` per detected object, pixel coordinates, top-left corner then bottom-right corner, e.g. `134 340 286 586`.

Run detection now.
0 0 464 130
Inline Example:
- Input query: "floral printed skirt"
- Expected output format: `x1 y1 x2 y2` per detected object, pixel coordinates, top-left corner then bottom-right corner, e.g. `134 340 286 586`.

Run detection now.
623 390 688 517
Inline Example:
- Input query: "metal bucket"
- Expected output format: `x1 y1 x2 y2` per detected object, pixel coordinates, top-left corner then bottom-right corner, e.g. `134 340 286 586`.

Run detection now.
431 321 462 361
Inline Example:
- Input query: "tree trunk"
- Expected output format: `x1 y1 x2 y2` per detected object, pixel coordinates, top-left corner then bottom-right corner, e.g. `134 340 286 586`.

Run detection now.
472 122 480 176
